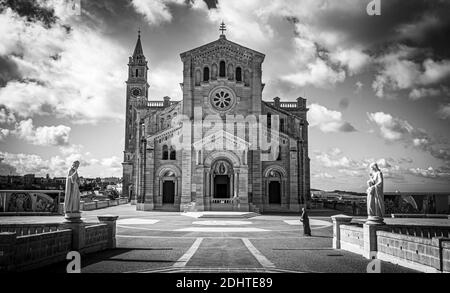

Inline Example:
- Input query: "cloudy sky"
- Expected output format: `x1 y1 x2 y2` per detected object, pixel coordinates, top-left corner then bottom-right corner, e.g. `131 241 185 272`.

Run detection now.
0 0 449 192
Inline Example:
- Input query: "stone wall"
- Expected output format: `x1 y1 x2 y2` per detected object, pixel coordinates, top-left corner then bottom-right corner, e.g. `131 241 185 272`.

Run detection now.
0 229 72 271
0 216 118 272
58 198 128 214
376 231 446 273
339 224 364 255
332 215 450 273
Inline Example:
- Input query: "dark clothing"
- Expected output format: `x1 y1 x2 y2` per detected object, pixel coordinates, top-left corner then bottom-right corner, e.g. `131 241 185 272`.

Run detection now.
300 210 311 236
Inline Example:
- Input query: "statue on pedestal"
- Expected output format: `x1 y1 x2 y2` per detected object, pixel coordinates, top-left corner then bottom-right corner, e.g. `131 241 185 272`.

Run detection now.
366 163 385 224
64 160 81 221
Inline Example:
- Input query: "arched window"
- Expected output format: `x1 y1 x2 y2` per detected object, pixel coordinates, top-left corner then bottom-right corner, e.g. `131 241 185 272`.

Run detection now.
160 118 165 130
135 69 139 77
219 61 226 77
170 146 176 160
162 145 169 160
203 67 210 82
236 67 242 82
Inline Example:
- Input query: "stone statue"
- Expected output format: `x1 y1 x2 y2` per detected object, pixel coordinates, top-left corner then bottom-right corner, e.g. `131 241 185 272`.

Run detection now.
64 160 81 219
366 163 385 224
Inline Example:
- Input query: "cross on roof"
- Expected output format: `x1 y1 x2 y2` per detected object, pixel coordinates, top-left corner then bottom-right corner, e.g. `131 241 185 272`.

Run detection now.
219 21 226 35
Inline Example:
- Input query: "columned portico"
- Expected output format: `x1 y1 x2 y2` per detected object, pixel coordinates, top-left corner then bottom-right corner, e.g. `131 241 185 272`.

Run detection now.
201 149 249 211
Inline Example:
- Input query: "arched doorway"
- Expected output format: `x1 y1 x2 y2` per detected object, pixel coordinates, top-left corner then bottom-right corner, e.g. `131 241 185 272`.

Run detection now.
157 166 180 207
212 159 233 199
269 181 281 204
162 181 175 204
264 167 287 206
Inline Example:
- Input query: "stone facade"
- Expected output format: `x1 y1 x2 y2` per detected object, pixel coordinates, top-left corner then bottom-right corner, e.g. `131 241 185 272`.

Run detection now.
122 32 310 213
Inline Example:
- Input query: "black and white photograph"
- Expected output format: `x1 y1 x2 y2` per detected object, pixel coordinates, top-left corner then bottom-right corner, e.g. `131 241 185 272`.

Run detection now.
0 0 449 283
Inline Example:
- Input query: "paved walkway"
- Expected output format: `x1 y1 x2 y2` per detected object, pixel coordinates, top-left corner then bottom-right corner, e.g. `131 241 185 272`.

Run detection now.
2 204 437 273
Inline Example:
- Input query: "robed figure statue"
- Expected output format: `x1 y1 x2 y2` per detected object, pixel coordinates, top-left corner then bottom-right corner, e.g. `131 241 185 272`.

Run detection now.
64 160 81 219
366 163 385 223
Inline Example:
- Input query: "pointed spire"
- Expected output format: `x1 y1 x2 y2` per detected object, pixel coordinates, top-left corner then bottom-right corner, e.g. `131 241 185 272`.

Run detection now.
133 29 144 57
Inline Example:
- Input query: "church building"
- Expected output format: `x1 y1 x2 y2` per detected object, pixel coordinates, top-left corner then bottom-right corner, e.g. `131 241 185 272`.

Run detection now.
122 25 311 213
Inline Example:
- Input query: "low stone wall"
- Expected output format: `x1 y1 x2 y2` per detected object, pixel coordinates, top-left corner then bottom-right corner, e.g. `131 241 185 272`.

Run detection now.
331 215 450 273
340 224 364 255
0 223 62 236
58 197 129 214
443 241 450 272
83 224 109 254
0 215 118 272
376 231 446 273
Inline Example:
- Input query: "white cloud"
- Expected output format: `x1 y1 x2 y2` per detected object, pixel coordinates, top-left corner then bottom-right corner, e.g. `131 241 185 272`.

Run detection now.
0 128 10 140
409 87 442 100
330 48 371 75
0 107 16 124
0 151 123 177
13 119 71 147
313 172 335 179
367 112 414 141
282 58 346 88
408 167 450 179
438 104 450 119
0 7 126 124
308 104 356 133
372 46 450 98
131 0 185 26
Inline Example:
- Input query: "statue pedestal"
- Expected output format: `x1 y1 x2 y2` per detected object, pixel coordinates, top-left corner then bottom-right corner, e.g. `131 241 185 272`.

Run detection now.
365 216 385 226
64 212 82 223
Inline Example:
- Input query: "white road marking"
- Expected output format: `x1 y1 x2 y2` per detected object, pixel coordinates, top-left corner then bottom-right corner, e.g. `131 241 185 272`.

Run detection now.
192 220 252 226
242 238 275 268
173 238 203 268
176 227 267 232
117 218 159 225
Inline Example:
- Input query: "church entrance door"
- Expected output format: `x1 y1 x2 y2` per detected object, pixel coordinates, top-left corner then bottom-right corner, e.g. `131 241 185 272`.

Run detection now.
268 181 281 204
214 175 230 198
162 181 175 204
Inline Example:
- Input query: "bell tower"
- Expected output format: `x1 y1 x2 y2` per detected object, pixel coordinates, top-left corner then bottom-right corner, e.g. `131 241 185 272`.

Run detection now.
123 30 149 199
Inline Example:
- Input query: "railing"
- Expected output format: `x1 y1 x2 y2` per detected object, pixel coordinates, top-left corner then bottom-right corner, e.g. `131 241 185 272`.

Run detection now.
147 101 179 108
211 199 233 204
0 223 63 236
382 225 450 239
280 102 299 109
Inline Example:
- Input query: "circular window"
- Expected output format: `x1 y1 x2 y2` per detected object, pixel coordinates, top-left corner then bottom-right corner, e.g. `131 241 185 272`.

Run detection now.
209 86 236 113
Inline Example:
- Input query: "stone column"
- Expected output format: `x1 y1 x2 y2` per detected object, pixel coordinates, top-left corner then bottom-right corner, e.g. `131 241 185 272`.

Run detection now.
363 222 384 259
331 215 353 249
61 221 86 251
98 215 119 249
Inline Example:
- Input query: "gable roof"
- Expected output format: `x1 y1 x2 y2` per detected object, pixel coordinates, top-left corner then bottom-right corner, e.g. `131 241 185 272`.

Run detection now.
180 36 265 60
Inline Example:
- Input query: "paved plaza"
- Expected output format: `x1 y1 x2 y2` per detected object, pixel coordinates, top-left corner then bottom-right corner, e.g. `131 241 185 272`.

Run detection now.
1 204 436 273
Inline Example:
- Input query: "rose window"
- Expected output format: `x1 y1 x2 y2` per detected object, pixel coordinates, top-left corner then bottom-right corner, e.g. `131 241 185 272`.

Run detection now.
209 87 236 112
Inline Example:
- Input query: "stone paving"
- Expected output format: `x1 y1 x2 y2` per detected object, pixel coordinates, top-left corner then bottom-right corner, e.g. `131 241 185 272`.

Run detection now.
1 204 440 273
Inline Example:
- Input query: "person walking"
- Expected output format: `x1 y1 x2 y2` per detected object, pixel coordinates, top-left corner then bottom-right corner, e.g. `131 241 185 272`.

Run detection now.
300 207 311 236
